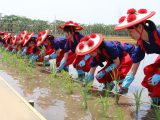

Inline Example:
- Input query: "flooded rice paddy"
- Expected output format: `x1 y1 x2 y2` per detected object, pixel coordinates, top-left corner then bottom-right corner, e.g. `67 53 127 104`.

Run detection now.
0 53 158 120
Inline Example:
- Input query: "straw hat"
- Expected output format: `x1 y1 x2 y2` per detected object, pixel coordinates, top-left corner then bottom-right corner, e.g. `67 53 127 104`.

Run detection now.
2 33 11 44
17 31 28 44
36 29 49 47
58 20 83 31
11 35 18 46
76 33 103 55
23 32 34 46
0 32 4 35
114 8 155 30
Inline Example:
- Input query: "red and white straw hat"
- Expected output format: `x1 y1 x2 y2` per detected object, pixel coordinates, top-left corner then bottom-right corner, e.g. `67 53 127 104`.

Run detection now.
114 8 155 30
23 32 34 46
2 32 8 39
36 29 49 47
0 32 4 35
17 31 28 44
76 33 103 55
11 35 18 46
2 33 11 44
58 20 83 31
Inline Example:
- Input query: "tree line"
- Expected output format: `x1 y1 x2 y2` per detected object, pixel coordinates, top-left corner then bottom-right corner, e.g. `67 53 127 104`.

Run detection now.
0 15 159 36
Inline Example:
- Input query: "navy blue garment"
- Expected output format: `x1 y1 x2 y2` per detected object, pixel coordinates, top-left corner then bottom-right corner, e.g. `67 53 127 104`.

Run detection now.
131 29 160 63
53 36 67 50
64 32 84 53
32 34 38 38
91 41 135 67
0 37 5 44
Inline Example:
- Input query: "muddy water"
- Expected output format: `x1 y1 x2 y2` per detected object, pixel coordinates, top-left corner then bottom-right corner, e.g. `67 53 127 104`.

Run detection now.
0 71 67 120
0 65 90 120
0 54 158 120
0 63 133 120
127 54 158 119
70 54 159 119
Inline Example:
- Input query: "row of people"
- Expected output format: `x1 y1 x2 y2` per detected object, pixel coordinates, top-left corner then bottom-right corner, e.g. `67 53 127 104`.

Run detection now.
0 8 159 106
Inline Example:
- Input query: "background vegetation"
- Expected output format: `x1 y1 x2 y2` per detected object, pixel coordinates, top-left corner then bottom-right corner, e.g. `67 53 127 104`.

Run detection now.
1 15 159 36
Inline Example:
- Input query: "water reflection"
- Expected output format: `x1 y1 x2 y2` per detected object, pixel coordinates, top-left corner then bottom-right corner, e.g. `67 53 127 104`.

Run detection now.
129 54 158 119
0 70 68 120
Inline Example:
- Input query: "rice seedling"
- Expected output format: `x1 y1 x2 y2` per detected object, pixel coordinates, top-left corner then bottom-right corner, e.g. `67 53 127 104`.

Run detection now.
133 88 143 119
79 81 94 110
114 79 119 105
150 98 160 119
110 68 120 105
18 59 27 73
48 63 57 88
115 107 124 120
81 84 89 109
50 60 56 75
10 54 18 67
2 50 9 63
96 94 110 118
16 50 22 58
154 106 160 120
61 71 74 94
25 65 34 78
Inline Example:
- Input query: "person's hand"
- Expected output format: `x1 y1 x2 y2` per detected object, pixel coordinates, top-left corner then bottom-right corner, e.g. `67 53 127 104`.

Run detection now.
17 50 21 55
55 68 61 74
44 55 50 61
11 49 16 53
21 48 27 56
58 59 66 71
151 74 160 86
96 71 105 79
39 50 45 56
105 63 117 73
28 53 34 58
29 55 38 63
85 73 94 84
118 87 128 94
122 73 134 88
50 52 57 59
78 60 85 67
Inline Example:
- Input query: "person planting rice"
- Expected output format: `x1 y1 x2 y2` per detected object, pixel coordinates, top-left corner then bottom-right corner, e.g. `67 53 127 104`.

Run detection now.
29 29 54 65
0 32 6 47
11 35 19 53
58 21 92 81
114 8 160 106
75 33 135 92
43 36 76 72
15 31 28 55
1 32 12 50
21 32 37 58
